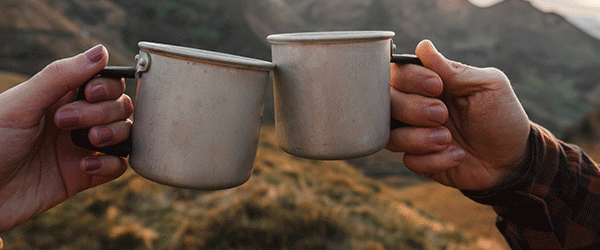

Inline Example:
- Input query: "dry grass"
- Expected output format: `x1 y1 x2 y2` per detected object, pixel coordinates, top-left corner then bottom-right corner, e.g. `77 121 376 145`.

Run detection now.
390 182 509 250
0 126 495 250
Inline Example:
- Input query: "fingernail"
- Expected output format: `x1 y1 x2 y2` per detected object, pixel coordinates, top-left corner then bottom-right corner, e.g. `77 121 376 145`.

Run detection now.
84 44 105 63
89 84 108 102
431 129 450 145
451 148 466 161
423 77 441 95
428 105 446 124
84 157 102 172
56 108 79 127
96 127 113 144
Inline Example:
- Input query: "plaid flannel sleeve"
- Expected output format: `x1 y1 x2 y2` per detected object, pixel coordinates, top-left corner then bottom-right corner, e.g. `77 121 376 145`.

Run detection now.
462 123 600 250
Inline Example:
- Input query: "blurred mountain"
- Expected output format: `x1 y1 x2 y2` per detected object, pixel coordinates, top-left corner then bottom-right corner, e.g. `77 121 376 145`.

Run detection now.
562 104 600 161
0 0 134 76
2 0 600 136
246 0 600 135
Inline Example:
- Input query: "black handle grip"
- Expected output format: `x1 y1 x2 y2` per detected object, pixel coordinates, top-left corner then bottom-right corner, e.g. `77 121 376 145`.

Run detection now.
390 54 423 130
71 66 137 157
391 54 423 66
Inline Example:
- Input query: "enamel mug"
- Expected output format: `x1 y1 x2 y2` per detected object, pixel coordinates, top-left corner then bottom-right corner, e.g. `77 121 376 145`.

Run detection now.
267 31 420 160
72 42 275 189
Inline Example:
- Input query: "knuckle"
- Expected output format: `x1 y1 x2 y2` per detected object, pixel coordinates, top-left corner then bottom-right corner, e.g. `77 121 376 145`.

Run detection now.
100 104 113 123
43 59 71 80
485 67 510 84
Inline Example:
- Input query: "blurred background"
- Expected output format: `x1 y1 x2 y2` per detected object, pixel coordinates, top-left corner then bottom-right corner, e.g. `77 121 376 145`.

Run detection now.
1 0 599 249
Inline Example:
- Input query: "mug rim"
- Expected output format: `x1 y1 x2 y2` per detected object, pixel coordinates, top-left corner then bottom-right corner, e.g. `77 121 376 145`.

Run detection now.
266 30 395 44
138 41 275 71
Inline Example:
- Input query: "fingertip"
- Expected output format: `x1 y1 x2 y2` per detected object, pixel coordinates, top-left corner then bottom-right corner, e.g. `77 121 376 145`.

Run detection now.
402 145 465 176
423 76 443 96
450 147 466 162
21 45 109 111
88 119 132 148
84 44 108 64
81 155 128 178
416 39 438 54
415 40 454 80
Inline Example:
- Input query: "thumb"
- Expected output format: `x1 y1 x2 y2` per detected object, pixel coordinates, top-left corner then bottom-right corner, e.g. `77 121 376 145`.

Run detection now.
415 40 508 96
7 45 109 115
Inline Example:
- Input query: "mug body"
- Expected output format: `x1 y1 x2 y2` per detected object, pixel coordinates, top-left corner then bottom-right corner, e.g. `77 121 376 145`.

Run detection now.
267 31 394 160
130 42 274 189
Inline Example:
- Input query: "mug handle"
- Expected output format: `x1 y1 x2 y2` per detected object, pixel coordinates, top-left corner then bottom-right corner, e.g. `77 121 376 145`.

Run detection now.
70 66 137 157
390 54 424 130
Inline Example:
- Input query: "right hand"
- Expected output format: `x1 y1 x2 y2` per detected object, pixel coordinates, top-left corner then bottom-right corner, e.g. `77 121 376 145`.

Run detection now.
386 40 531 191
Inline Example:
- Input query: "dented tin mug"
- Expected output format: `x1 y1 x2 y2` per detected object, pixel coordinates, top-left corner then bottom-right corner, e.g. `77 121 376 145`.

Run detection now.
71 42 274 189
267 31 421 160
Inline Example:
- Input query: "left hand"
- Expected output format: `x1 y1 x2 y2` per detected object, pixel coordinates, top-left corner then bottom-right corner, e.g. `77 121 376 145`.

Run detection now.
0 45 133 232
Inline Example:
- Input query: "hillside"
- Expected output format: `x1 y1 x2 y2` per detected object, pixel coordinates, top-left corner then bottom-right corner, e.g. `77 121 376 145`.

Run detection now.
0 0 133 76
562 105 600 161
0 126 504 250
393 182 509 249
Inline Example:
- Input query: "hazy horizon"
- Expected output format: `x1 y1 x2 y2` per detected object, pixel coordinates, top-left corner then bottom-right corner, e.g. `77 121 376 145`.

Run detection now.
469 0 600 19
469 0 600 39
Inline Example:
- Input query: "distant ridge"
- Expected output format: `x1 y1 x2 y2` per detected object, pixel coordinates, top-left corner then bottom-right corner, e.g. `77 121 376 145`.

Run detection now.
1 0 599 135
566 15 600 40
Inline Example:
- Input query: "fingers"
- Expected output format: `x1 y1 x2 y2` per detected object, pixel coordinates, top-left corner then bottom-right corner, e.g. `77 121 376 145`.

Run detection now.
415 40 509 96
389 48 447 127
80 155 128 187
402 146 466 177
22 45 109 111
390 63 443 97
386 126 451 154
88 119 132 148
390 87 447 126
84 77 126 103
54 95 133 129
0 45 109 127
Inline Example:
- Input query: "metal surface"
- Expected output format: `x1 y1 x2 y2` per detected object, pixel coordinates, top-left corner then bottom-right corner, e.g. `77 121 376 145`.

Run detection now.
130 42 274 189
134 51 151 74
267 31 394 160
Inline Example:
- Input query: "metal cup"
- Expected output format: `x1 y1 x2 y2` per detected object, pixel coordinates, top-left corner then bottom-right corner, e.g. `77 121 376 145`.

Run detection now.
267 31 406 160
72 42 275 189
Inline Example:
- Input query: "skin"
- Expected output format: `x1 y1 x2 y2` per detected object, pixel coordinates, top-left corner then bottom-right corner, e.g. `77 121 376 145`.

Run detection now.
0 45 132 232
386 40 531 191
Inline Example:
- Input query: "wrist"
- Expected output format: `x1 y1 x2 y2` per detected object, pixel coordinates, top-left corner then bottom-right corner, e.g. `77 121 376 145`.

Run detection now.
494 127 533 189
461 124 538 206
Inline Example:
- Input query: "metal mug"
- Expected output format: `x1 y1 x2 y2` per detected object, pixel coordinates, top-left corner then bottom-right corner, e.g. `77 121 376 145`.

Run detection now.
267 31 421 160
72 41 275 189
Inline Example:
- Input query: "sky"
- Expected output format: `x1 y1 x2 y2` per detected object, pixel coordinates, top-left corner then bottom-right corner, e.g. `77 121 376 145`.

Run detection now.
468 0 600 19
468 0 600 39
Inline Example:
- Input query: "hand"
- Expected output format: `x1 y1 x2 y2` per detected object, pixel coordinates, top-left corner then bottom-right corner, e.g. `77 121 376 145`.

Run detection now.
386 40 530 191
0 45 133 232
